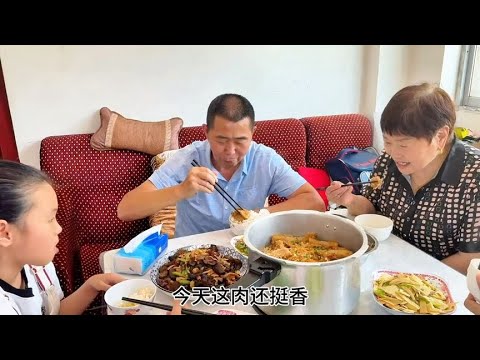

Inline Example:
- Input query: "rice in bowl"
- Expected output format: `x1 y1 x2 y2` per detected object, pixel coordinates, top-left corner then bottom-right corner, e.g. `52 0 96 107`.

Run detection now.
117 287 156 307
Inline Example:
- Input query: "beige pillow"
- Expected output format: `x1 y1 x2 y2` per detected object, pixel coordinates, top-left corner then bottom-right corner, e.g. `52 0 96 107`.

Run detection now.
149 150 180 238
150 149 181 170
90 107 183 155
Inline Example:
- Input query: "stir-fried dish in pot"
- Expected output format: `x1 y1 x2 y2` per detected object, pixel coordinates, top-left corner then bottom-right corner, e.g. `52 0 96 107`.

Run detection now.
263 232 353 262
156 245 243 292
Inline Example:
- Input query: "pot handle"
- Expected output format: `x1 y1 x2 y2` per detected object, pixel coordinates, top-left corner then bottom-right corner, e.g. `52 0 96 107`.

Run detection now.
364 234 379 256
230 257 281 288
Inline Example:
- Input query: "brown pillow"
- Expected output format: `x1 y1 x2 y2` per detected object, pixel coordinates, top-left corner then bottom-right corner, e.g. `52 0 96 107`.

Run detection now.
148 150 180 238
90 107 183 155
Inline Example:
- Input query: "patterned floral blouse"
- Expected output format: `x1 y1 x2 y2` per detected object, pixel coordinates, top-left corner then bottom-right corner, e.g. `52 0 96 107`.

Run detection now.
362 138 480 260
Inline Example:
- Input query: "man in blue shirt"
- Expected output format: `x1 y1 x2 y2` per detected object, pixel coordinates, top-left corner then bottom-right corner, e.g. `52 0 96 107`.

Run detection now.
118 94 325 237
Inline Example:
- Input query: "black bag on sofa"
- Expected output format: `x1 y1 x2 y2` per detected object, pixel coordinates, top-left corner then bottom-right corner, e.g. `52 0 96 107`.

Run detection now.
325 146 378 194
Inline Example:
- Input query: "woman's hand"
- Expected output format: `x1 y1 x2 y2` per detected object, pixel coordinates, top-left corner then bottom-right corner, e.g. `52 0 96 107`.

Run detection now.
86 273 126 293
464 272 480 315
326 181 355 207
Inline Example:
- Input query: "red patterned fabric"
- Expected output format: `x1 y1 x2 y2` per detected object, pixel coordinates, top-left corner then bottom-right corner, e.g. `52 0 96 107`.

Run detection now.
179 119 306 171
179 126 206 148
40 134 150 295
254 119 306 171
255 119 306 205
301 114 373 169
79 242 129 283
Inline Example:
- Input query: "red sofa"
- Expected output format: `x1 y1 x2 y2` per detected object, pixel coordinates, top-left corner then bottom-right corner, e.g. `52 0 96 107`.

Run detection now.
40 114 372 297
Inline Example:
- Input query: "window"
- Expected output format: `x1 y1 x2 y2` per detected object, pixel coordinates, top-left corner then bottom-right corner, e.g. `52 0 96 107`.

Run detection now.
458 45 480 108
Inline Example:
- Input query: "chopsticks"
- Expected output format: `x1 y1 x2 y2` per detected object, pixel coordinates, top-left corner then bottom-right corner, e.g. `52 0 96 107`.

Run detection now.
190 159 248 219
121 297 214 315
316 180 378 191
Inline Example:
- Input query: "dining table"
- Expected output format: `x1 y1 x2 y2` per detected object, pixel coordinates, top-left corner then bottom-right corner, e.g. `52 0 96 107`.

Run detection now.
100 209 472 315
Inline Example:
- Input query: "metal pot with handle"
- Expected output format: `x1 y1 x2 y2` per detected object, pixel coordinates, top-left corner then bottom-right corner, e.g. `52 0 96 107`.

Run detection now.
233 210 371 315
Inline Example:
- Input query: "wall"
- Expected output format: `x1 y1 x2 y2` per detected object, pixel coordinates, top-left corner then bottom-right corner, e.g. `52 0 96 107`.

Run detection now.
0 45 364 168
407 45 445 85
440 45 461 97
360 45 410 150
360 45 474 150
457 109 480 131
2 45 478 168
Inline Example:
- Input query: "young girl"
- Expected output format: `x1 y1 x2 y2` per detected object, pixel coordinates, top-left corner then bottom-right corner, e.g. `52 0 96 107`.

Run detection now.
0 160 127 315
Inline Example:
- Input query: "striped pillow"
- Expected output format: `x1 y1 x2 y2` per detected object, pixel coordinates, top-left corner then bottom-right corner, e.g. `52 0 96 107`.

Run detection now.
90 107 183 155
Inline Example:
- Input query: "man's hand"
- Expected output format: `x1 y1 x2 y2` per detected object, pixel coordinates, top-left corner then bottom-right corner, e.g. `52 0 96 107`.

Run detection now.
180 166 218 198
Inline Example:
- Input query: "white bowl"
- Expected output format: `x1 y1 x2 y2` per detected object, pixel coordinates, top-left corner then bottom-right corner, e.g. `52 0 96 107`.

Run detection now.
467 259 480 303
229 211 257 236
104 278 156 315
354 214 393 242
230 235 248 258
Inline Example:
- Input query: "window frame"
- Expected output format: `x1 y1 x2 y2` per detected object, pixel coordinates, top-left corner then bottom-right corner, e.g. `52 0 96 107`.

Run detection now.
458 45 480 109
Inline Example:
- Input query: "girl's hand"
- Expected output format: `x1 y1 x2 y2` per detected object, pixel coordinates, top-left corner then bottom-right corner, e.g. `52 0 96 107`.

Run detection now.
167 300 183 315
86 273 126 292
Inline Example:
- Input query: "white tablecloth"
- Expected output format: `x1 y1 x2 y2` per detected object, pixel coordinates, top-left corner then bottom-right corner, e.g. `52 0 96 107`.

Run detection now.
101 209 472 315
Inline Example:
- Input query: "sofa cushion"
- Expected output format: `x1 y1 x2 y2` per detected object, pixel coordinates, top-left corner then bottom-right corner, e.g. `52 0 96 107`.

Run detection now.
90 107 184 155
298 167 330 208
149 150 180 238
253 118 306 171
75 188 148 244
301 114 372 169
41 134 152 293
179 126 206 147
180 118 307 171
255 119 307 205
79 242 129 288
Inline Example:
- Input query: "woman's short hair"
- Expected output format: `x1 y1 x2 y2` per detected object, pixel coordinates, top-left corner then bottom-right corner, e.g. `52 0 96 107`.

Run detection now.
380 83 456 141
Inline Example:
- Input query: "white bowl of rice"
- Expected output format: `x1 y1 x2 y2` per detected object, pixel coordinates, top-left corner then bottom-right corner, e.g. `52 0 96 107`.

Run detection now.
229 209 267 236
104 278 156 315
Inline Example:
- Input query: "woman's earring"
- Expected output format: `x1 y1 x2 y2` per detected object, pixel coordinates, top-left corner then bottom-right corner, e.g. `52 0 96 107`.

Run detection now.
438 148 444 155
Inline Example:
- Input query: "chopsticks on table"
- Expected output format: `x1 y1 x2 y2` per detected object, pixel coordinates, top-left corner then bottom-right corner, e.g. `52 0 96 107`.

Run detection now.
121 297 213 315
190 159 248 219
316 180 379 191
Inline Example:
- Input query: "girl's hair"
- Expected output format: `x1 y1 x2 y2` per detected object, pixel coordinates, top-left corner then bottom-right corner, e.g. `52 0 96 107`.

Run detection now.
0 160 52 224
380 83 456 141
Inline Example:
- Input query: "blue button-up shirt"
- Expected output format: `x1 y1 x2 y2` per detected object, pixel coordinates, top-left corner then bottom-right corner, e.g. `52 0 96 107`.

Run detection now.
148 141 306 237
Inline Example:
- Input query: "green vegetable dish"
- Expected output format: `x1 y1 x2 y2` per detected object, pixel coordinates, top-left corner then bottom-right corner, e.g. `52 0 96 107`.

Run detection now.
235 238 249 256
